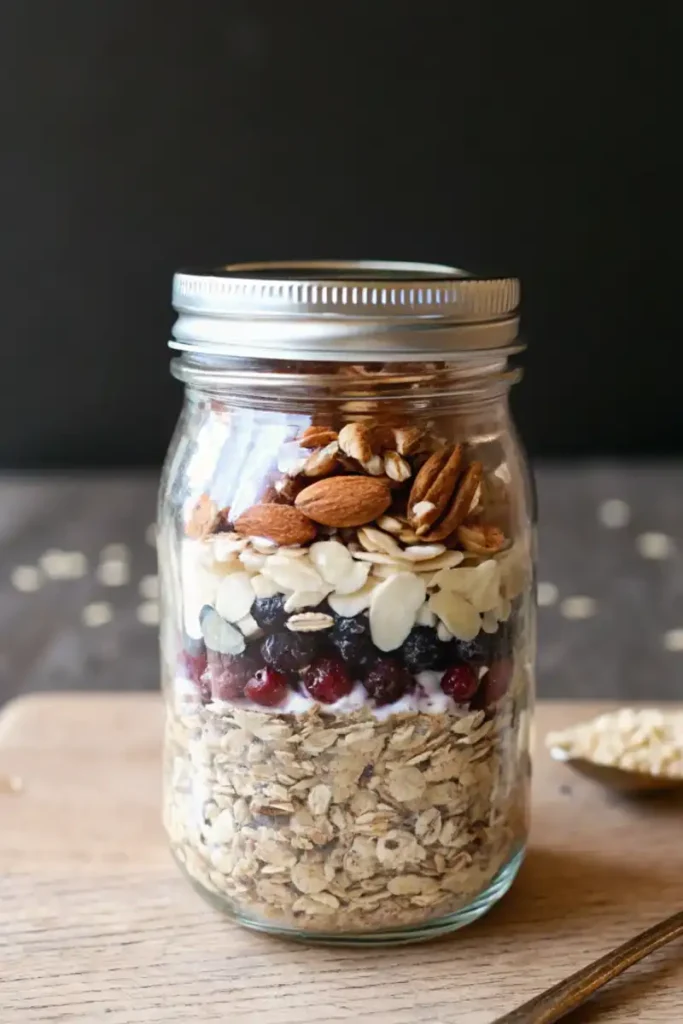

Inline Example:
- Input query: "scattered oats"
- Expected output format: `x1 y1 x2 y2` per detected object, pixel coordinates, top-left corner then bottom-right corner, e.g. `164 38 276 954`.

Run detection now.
637 532 675 560
40 550 88 580
387 875 436 896
663 629 683 653
560 596 597 620
101 543 130 561
136 600 160 626
537 581 559 607
598 498 631 529
547 708 683 779
97 559 130 587
82 601 113 627
139 574 159 599
291 862 329 894
11 566 43 593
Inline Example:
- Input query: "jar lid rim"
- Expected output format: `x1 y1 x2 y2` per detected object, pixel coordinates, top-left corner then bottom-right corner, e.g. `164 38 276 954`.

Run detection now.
170 260 521 358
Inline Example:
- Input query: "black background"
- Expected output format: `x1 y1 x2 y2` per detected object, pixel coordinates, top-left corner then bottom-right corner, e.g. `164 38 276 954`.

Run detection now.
0 2 679 468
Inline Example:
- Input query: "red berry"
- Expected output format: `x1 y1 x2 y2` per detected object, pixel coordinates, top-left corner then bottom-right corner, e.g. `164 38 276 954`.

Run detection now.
363 658 413 706
181 648 208 685
441 664 479 701
303 656 353 704
482 659 513 705
209 650 260 701
244 667 289 707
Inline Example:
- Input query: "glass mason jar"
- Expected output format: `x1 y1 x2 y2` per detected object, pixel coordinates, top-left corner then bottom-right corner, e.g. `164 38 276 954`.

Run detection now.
160 261 535 945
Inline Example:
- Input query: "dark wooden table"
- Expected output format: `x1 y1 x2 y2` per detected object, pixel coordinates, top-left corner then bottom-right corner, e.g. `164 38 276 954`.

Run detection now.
1 464 681 706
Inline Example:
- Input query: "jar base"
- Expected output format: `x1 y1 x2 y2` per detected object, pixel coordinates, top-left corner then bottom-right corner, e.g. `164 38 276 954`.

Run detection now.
179 847 525 948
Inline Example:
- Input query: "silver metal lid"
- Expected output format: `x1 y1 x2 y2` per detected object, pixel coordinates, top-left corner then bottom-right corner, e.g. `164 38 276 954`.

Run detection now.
170 260 521 362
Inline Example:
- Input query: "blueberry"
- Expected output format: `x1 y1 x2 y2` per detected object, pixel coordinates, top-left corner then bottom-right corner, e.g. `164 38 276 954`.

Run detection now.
329 615 375 668
402 626 449 673
251 595 287 631
261 631 319 673
452 631 492 666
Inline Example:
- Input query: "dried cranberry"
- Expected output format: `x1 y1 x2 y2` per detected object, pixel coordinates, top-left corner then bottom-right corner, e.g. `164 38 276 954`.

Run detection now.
303 656 353 704
208 649 260 700
363 658 413 706
244 667 289 707
261 631 318 673
481 659 514 705
402 627 449 672
441 664 479 702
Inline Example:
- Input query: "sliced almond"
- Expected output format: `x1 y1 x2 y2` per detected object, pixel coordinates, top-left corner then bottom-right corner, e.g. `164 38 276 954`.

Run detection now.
369 571 426 651
481 610 499 633
400 543 446 562
410 551 465 574
214 572 256 623
357 526 403 557
428 589 481 641
398 527 421 544
283 589 330 613
376 514 403 535
239 548 267 572
437 622 453 642
328 578 378 616
286 612 334 632
234 504 316 546
338 422 377 463
309 540 354 585
250 536 280 554
295 476 391 528
415 602 437 628
211 535 247 561
261 556 323 592
236 612 263 638
332 559 371 595
251 573 280 599
352 551 413 567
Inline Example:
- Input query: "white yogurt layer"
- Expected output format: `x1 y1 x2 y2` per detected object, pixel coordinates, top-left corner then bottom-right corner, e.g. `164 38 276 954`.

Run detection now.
176 669 471 720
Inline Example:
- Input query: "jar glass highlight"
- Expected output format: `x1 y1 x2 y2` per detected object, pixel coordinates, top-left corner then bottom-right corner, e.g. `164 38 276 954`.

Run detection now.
160 262 535 945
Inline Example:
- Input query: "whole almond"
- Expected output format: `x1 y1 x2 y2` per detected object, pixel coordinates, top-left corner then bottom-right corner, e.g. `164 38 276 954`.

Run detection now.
234 504 317 545
295 476 391 528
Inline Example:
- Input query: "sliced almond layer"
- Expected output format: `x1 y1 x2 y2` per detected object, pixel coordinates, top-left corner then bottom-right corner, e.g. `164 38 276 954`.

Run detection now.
261 556 323 592
309 540 354 585
328 578 378 617
283 589 330 613
369 572 426 651
428 589 481 641
215 572 256 623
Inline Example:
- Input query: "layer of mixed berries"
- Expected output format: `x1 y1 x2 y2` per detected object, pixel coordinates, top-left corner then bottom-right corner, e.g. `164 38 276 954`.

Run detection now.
179 602 515 711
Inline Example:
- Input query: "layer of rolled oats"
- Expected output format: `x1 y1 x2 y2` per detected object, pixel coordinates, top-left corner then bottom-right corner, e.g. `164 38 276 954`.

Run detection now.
164 694 529 933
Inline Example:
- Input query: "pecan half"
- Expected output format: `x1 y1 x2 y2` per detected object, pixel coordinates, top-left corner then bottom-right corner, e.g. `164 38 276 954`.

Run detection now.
422 462 483 542
408 445 465 533
185 493 221 539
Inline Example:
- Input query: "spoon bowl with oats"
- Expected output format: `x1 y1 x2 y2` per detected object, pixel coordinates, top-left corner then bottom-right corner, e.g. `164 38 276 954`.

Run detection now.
546 708 683 795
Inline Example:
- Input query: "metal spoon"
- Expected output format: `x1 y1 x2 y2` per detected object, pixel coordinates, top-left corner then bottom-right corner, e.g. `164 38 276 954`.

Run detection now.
492 908 683 1023
548 746 683 794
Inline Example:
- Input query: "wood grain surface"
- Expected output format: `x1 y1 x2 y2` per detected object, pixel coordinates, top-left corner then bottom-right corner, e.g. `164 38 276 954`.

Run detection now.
1 694 682 1023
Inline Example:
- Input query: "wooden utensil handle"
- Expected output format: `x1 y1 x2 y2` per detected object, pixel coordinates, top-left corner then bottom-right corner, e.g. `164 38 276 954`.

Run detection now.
492 910 683 1024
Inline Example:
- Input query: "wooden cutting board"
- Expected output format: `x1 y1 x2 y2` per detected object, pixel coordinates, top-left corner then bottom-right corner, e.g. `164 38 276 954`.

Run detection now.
1 694 681 1024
